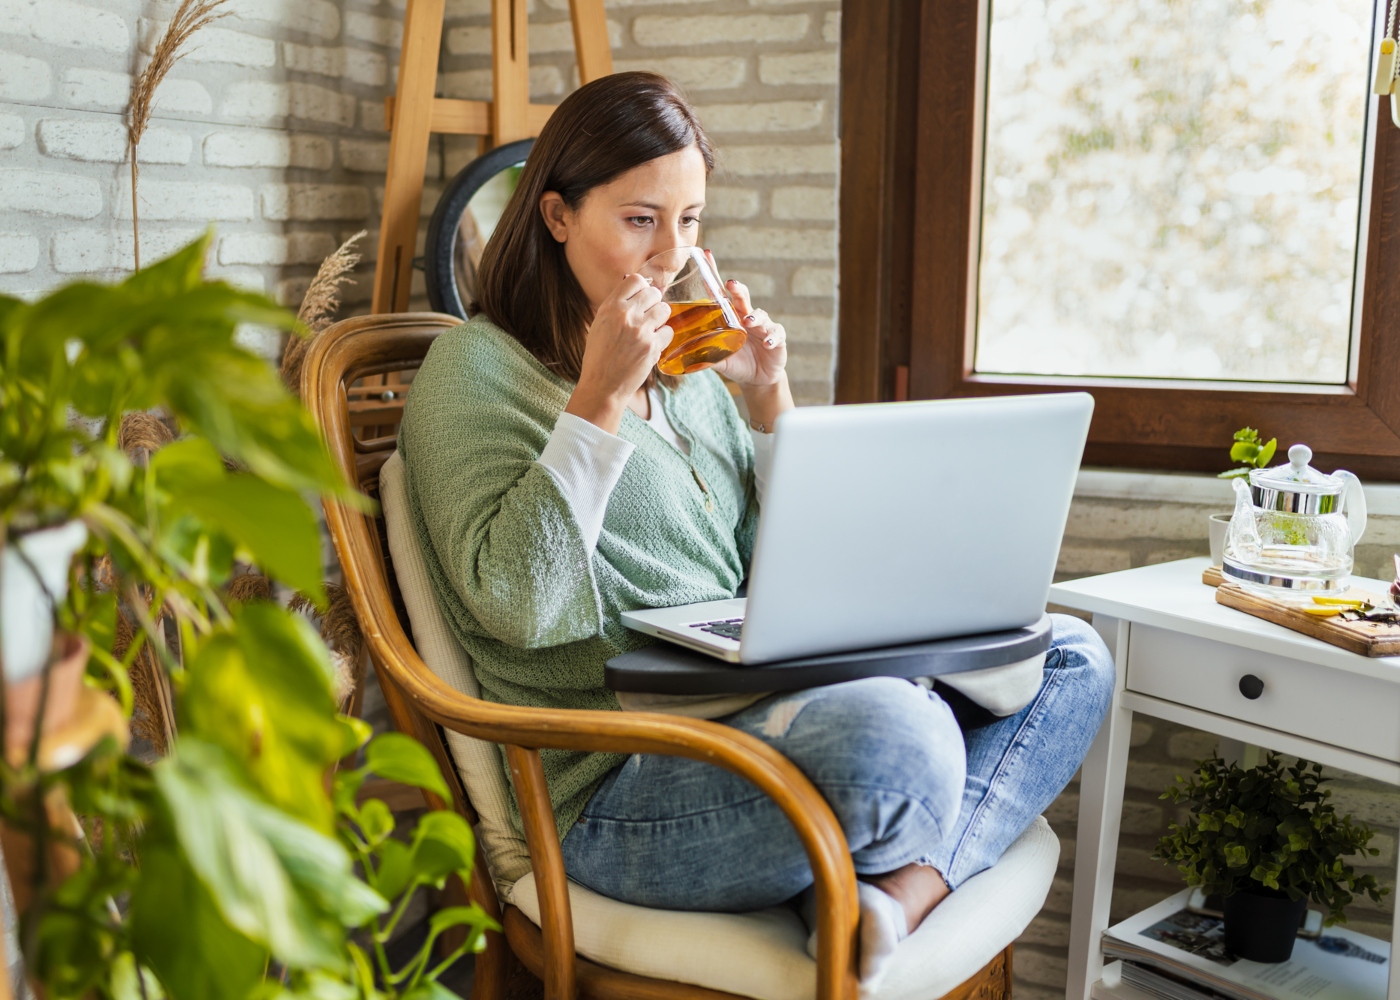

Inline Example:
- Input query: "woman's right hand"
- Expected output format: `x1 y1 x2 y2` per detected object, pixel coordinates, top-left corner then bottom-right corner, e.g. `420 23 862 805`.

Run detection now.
565 274 673 434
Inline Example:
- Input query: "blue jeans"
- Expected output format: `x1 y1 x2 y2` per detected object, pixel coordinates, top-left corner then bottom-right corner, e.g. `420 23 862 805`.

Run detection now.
560 614 1114 911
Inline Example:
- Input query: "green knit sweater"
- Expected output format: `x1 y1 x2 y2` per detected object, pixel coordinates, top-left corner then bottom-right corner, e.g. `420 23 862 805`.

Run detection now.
399 317 759 838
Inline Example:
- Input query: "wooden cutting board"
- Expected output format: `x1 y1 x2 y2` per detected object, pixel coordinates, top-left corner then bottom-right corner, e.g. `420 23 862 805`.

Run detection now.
1202 567 1400 656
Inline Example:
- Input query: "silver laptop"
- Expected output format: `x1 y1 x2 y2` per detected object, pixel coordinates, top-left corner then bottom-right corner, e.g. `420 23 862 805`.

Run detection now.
620 392 1094 664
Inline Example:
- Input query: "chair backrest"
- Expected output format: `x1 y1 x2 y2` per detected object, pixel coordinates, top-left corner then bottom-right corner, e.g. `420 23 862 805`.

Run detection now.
378 451 533 892
299 312 530 895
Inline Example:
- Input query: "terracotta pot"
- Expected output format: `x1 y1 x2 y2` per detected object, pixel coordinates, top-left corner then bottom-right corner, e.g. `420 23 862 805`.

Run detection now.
5 633 89 763
0 784 82 918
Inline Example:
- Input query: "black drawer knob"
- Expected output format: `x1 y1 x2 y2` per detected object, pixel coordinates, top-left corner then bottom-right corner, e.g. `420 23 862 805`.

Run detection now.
1238 674 1265 700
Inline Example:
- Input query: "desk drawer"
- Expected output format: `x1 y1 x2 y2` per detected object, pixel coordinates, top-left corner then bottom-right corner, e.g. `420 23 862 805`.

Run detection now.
1127 624 1400 764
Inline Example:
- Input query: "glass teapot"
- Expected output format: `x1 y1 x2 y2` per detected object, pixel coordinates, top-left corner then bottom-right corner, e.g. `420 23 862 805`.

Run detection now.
1222 444 1367 596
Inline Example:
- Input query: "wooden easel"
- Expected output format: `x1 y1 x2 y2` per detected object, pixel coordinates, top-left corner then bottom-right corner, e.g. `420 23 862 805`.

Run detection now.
370 0 613 314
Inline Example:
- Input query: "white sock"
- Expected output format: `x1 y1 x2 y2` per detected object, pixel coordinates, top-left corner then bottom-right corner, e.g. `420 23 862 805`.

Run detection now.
802 882 910 988
856 882 909 986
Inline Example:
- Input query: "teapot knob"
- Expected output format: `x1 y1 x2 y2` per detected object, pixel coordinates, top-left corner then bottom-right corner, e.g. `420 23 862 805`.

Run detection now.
1288 443 1312 471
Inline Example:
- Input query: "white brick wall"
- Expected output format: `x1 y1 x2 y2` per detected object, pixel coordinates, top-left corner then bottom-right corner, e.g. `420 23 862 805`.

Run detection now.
0 168 102 217
0 51 51 101
0 0 400 329
38 119 191 163
0 0 840 400
0 233 38 272
218 231 337 265
632 14 810 46
0 110 24 147
600 0 839 402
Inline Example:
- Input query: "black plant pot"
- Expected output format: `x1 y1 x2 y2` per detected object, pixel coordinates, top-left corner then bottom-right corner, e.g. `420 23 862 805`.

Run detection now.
1222 888 1309 963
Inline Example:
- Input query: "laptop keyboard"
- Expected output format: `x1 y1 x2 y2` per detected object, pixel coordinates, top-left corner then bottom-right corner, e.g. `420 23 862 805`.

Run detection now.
688 617 744 642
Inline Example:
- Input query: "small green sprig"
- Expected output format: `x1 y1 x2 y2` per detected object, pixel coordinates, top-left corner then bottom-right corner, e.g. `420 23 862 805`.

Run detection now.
1153 753 1388 924
1219 427 1278 479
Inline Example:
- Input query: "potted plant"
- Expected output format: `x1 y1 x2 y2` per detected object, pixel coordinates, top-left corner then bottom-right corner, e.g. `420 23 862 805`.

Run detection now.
0 235 495 998
1154 752 1388 963
1205 428 1279 566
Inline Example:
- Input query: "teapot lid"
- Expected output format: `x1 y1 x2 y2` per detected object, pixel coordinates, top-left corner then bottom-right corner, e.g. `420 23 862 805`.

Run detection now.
1249 444 1345 514
1250 444 1343 493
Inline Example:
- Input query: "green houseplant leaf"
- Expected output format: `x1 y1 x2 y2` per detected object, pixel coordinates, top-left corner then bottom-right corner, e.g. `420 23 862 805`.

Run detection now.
1220 426 1279 478
1154 753 1389 923
144 739 386 973
149 438 326 600
180 607 348 829
129 840 267 1000
365 732 452 802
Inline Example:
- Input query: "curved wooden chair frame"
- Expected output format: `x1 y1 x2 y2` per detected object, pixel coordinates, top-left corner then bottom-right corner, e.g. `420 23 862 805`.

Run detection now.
302 313 1010 1000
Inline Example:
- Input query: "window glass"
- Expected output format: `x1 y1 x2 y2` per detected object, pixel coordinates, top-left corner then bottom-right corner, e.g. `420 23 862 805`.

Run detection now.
974 0 1371 382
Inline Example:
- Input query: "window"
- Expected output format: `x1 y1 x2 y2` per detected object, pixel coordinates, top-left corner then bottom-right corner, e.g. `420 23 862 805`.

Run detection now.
837 0 1400 478
977 0 1370 383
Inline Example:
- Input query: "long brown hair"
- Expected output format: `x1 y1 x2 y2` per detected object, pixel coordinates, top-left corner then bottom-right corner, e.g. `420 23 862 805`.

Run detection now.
472 72 715 384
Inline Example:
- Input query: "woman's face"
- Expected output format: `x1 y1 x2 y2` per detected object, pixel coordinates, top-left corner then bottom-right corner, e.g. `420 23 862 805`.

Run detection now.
539 144 708 314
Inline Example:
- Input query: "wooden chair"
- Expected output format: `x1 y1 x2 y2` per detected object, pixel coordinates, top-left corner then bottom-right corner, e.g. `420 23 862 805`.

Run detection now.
301 313 1059 1000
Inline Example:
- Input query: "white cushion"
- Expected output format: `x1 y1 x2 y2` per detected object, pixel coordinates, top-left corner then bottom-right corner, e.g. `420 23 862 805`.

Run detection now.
513 815 1059 1000
380 450 534 894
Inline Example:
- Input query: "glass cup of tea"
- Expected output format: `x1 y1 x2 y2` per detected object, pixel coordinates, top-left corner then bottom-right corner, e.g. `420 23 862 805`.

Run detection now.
638 247 747 376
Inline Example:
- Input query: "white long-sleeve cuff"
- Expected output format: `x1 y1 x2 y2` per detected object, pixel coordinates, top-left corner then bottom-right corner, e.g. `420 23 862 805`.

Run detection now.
537 412 635 553
750 427 774 504
937 654 1046 716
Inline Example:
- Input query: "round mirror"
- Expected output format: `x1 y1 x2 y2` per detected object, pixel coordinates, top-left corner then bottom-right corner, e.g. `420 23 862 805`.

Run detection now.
425 137 534 319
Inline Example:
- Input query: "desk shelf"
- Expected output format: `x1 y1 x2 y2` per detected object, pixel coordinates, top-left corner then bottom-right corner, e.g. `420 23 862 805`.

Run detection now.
1050 558 1400 1000
1090 962 1160 1000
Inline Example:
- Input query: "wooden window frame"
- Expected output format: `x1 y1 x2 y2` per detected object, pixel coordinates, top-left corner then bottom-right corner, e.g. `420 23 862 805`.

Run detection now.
838 0 1400 479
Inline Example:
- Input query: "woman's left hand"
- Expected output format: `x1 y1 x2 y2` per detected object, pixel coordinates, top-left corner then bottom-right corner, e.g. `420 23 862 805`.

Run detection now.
709 262 787 387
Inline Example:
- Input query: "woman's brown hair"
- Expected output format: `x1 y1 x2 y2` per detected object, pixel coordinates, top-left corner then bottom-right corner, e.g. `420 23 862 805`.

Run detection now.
471 72 714 384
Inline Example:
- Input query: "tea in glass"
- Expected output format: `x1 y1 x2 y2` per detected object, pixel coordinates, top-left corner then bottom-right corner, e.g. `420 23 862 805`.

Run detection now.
639 247 746 376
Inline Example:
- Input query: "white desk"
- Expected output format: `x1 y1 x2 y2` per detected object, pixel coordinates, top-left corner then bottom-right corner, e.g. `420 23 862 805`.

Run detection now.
1049 558 1400 1000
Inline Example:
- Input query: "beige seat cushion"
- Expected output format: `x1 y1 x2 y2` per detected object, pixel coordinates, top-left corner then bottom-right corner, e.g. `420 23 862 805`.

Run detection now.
380 450 533 894
512 816 1059 1000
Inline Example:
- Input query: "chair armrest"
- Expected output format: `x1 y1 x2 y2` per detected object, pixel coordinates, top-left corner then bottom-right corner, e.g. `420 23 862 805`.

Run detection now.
338 544 858 1000
437 670 858 1000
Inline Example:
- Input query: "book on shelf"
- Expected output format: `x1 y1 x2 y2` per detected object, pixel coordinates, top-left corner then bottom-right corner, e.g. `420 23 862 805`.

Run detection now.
1103 890 1390 1000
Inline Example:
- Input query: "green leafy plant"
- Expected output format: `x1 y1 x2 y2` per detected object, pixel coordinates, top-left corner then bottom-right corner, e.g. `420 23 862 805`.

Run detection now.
1219 427 1277 479
0 234 495 999
335 734 492 998
1153 753 1388 924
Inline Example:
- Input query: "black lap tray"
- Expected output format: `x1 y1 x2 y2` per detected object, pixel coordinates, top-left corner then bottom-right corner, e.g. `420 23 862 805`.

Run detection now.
605 614 1053 695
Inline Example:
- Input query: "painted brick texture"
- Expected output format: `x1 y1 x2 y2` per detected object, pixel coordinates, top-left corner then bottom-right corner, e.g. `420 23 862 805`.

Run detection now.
0 0 839 401
0 0 401 308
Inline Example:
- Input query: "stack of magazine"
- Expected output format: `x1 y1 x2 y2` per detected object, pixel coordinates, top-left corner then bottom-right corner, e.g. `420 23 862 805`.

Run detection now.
1103 891 1390 1000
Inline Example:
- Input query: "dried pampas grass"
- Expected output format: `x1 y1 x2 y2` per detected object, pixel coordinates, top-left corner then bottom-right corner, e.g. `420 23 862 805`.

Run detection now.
117 411 174 462
224 572 273 605
281 231 366 395
115 603 175 757
127 0 230 270
290 584 365 708
297 232 366 333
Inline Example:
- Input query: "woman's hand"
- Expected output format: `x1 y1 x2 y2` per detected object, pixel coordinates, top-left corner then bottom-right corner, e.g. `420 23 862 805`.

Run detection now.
565 273 673 434
712 273 788 389
705 257 794 431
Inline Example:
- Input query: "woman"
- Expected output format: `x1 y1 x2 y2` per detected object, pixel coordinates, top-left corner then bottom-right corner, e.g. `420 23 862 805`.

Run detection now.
400 72 1114 986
